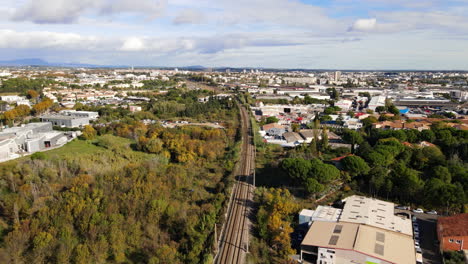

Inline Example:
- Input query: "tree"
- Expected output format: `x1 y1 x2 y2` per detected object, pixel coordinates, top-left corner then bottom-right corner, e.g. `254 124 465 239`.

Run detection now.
362 116 378 128
82 125 97 140
265 116 279 124
309 158 340 184
375 106 386 113
342 130 363 153
421 129 436 142
320 115 332 122
431 165 451 183
392 162 423 201
387 105 400 115
27 90 39 100
321 127 329 150
291 123 300 132
15 105 31 118
305 178 324 194
281 158 311 181
145 137 164 153
341 156 370 178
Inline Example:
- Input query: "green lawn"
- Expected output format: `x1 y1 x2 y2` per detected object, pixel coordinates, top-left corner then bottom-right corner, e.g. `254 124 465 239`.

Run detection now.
43 138 105 158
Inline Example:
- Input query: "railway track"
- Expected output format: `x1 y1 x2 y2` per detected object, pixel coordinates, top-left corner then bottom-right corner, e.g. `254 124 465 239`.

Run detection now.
215 104 255 264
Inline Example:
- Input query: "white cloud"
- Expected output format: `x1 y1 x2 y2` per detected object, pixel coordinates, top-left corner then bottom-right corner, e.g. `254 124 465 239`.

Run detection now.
173 9 205 25
350 18 377 31
0 29 106 49
0 29 303 55
12 0 167 24
121 37 146 51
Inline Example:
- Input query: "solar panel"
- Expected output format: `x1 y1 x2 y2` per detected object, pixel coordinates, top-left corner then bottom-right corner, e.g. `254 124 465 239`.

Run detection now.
374 244 384 255
376 232 385 242
329 235 339 245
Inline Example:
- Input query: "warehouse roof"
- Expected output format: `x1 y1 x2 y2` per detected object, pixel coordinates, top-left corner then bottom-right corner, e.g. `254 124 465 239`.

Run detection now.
302 221 416 264
340 195 412 236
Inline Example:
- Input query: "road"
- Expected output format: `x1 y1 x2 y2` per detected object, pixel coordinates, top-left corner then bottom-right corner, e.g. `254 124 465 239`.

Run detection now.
214 104 255 264
395 209 442 264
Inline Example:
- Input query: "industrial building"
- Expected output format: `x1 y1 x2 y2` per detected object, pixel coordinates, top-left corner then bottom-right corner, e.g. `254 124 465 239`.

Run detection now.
40 110 99 128
301 221 416 264
59 110 99 120
339 195 413 236
0 123 73 162
40 115 91 128
300 195 415 264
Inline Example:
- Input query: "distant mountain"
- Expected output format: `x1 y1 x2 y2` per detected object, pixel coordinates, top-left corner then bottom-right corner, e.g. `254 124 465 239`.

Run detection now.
0 58 50 66
0 58 110 68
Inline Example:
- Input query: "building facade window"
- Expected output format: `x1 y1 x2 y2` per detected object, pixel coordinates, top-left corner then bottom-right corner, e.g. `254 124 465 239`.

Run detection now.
449 239 454 243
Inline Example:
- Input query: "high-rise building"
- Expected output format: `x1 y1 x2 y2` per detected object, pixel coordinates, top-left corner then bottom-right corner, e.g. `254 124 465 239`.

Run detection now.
334 71 341 81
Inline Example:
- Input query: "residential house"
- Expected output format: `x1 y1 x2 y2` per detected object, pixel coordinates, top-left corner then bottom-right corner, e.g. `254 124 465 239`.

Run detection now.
437 213 468 251
262 123 286 137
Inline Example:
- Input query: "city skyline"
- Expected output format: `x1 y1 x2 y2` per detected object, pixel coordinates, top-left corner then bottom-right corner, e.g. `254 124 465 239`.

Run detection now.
1 0 468 69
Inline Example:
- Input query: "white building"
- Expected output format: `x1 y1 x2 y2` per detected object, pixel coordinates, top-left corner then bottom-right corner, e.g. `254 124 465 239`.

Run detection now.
368 95 387 111
334 99 353 111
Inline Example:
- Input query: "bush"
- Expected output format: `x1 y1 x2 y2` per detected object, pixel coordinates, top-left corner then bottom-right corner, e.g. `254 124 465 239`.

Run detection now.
30 152 46 160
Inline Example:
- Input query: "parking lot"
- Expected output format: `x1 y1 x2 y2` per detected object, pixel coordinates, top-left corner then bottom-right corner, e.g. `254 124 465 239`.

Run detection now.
396 209 442 264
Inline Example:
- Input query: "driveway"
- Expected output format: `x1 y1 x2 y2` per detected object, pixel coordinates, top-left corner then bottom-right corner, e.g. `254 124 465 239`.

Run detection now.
396 209 442 264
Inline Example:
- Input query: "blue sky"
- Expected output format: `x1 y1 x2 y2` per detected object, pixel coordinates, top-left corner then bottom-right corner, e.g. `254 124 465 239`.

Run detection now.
0 0 468 69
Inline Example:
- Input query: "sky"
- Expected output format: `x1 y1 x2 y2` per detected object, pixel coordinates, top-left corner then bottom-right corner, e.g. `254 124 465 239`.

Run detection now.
1 0 468 69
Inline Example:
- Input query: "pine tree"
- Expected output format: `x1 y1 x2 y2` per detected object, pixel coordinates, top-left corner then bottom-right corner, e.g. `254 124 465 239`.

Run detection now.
321 126 329 150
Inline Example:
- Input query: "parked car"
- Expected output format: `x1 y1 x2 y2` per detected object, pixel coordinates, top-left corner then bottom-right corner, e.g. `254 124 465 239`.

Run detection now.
413 208 424 213
412 215 417 222
416 247 422 254
395 205 410 210
427 210 437 215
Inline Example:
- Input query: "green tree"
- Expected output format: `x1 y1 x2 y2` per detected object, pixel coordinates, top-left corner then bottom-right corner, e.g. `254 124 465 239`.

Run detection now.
305 178 324 194
431 166 452 183
375 106 386 113
342 130 364 153
341 156 370 178
281 158 311 181
265 116 279 124
309 158 340 184
321 127 329 150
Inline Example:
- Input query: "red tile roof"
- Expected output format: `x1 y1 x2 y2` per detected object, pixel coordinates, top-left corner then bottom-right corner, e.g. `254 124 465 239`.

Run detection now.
331 154 354 161
438 213 468 237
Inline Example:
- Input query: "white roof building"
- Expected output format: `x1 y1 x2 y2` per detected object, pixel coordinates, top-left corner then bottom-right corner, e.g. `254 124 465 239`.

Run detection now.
340 195 412 236
368 96 387 111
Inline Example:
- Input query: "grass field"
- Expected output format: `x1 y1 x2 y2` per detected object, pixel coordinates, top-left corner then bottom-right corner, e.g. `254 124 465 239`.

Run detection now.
1 135 163 175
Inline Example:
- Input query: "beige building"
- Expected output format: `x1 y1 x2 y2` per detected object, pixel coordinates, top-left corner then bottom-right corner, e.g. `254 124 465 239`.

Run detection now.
301 221 416 264
300 195 416 264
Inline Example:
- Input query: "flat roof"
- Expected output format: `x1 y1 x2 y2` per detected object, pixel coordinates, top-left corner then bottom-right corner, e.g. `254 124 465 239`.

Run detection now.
0 122 51 134
312 205 342 222
300 209 314 217
302 221 359 250
40 115 87 120
302 221 416 264
354 224 416 264
340 195 412 236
